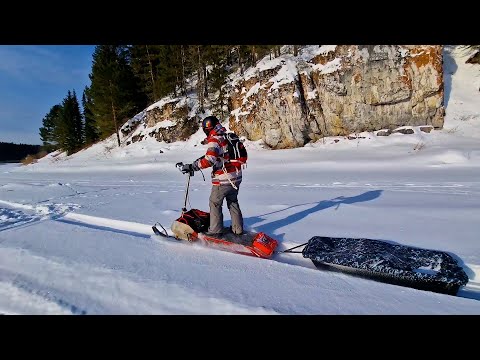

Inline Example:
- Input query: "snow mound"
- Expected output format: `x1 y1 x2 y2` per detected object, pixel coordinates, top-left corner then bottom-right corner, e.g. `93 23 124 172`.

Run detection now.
432 150 470 165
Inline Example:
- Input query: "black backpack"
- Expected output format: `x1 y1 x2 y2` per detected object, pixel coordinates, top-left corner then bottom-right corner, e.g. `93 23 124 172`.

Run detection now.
225 132 248 166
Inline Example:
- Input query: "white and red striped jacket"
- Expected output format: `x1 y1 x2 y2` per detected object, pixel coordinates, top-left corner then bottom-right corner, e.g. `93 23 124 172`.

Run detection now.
192 124 242 187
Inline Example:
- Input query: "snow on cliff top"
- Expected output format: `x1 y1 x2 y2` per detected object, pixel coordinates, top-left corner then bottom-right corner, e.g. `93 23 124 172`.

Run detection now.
235 45 337 86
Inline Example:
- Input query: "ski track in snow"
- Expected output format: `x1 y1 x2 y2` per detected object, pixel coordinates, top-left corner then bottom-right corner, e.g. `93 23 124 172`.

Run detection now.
1 196 479 303
0 207 41 231
1 179 477 240
0 251 277 315
2 178 478 196
0 275 84 315
0 199 80 234
282 181 479 196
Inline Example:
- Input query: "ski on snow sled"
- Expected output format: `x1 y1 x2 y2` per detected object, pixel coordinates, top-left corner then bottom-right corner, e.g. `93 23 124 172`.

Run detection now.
152 162 469 296
152 162 278 259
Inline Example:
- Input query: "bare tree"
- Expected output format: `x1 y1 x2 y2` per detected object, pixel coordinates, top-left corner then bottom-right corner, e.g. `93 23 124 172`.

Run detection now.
145 45 158 101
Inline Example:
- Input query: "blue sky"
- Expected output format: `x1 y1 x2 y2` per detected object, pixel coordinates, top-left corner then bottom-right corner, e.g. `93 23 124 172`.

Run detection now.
0 45 96 145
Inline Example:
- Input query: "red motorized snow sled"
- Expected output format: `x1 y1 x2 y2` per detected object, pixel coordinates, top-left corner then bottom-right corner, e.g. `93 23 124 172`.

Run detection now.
152 162 278 259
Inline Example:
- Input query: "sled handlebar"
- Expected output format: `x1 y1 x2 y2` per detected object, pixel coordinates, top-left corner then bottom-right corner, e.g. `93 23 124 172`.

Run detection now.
176 156 206 177
175 162 195 176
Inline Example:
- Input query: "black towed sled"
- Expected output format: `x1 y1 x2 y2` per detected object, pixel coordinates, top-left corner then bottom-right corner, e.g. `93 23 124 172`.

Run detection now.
298 236 469 295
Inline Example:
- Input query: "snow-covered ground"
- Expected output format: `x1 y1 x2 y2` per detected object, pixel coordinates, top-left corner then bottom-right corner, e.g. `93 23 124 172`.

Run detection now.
0 45 479 314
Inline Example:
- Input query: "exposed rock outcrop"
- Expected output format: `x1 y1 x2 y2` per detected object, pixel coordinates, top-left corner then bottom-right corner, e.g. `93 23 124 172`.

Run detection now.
122 98 200 144
130 45 445 150
466 50 480 65
229 45 444 149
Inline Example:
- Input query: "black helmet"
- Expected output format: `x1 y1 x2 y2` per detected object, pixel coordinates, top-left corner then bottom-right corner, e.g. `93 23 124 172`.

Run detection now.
202 116 219 136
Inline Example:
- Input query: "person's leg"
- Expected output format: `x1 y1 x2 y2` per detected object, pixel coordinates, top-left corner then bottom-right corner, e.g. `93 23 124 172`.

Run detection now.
208 185 225 234
225 185 243 235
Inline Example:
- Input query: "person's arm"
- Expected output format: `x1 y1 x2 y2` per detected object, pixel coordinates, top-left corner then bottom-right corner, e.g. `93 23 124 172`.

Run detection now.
192 137 220 170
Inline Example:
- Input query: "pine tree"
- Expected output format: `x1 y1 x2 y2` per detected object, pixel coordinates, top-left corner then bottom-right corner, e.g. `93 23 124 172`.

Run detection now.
236 45 251 73
89 45 147 146
71 90 84 150
274 45 281 57
156 45 181 98
129 45 162 103
56 90 83 155
180 45 187 96
207 46 230 117
188 45 216 112
82 86 99 145
39 104 62 152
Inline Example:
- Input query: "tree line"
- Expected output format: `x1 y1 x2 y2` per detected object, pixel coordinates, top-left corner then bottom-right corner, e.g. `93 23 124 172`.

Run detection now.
39 45 294 155
0 142 41 162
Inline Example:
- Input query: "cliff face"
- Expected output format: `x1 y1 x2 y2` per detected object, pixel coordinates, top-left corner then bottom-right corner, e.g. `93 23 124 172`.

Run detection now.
123 45 444 150
121 98 200 145
228 45 444 149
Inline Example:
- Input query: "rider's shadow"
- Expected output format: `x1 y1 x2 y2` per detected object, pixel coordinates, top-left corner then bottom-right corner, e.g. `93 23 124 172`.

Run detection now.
231 190 383 242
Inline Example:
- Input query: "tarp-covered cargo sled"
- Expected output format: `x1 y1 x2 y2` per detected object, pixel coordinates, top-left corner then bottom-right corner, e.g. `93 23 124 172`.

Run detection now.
299 236 469 295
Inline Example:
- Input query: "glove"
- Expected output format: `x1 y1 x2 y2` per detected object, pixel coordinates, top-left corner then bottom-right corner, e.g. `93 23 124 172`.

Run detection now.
180 163 193 174
201 138 208 145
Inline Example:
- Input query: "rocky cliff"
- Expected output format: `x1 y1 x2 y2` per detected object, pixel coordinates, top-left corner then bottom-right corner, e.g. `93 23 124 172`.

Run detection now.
122 45 444 149
229 45 444 149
